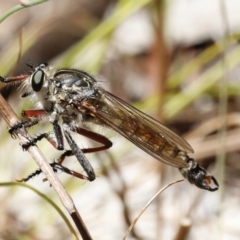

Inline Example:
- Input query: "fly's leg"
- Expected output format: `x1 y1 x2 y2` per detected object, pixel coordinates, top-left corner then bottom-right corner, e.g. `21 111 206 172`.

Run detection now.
17 162 89 182
60 127 113 181
19 127 113 182
11 109 49 148
21 120 65 150
0 74 29 84
9 119 39 139
21 133 49 150
9 109 47 138
21 109 48 119
52 121 64 150
0 71 48 145
58 127 113 164
16 151 89 182
51 126 112 181
63 130 96 181
8 110 63 153
19 130 96 182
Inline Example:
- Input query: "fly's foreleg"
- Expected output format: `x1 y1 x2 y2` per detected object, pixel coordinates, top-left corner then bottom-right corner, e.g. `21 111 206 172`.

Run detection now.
8 109 47 139
9 119 39 139
11 109 48 148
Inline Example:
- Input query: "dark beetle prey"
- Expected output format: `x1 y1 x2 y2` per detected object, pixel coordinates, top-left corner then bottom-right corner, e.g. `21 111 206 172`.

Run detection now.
0 63 219 191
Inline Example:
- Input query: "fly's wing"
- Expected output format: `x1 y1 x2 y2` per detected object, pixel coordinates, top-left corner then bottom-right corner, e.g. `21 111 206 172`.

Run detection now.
83 91 194 168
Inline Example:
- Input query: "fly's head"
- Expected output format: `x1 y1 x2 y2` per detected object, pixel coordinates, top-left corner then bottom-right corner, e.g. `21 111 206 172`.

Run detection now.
21 62 54 111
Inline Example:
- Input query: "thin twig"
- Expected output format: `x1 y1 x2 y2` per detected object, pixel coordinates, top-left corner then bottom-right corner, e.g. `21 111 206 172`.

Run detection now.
0 93 92 240
122 179 184 240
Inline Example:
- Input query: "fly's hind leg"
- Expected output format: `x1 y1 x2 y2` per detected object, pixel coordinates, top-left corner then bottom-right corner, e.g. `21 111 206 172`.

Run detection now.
62 126 113 181
18 126 113 182
17 161 89 182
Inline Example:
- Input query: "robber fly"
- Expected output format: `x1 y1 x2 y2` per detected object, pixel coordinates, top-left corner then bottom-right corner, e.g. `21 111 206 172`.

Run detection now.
0 63 219 191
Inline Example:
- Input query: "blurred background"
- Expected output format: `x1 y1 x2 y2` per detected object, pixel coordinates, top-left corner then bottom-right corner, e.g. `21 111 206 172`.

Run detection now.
0 0 239 239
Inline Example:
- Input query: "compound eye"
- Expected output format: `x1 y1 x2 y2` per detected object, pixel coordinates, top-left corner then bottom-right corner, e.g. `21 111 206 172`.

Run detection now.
31 69 45 92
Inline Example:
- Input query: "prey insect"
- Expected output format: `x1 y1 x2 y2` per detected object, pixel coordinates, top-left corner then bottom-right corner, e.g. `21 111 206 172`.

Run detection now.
0 63 219 191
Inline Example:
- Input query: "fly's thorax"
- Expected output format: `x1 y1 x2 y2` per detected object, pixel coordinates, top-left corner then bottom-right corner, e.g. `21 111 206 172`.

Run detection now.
45 72 101 124
54 70 97 95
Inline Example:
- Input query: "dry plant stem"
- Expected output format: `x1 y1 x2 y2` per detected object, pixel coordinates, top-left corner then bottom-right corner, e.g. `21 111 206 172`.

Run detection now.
217 0 229 206
0 94 92 240
152 2 170 237
173 218 191 240
153 0 169 121
122 179 184 240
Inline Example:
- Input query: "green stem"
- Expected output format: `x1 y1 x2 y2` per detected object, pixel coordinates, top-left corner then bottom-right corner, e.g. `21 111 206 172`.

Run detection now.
0 182 79 240
0 0 48 24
